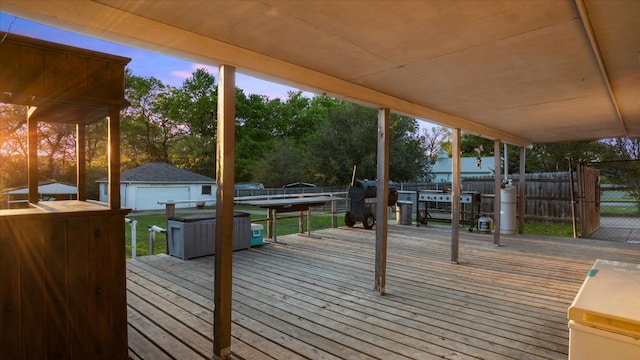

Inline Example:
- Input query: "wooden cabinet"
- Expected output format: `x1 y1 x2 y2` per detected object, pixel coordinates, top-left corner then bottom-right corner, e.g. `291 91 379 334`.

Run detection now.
0 201 130 359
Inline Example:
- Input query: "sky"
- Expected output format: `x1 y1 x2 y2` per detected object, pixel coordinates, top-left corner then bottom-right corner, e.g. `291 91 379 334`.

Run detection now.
0 12 309 99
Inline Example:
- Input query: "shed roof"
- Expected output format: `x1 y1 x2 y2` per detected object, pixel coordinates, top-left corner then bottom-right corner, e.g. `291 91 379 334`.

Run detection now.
3 181 77 195
97 163 215 183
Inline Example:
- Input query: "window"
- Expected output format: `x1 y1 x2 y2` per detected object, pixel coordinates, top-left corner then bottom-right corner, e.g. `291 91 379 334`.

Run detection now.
202 185 212 195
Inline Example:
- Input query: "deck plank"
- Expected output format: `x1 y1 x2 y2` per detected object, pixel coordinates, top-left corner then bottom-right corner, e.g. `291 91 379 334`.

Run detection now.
128 223 640 359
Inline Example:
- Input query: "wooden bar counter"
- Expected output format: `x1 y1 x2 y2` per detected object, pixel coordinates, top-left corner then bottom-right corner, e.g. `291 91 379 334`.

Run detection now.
0 200 130 359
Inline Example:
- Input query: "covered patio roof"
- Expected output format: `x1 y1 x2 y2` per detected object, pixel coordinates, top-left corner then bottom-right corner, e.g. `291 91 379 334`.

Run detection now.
2 0 638 146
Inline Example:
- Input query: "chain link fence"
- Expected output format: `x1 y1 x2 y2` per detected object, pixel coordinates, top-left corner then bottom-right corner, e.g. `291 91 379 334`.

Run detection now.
587 160 640 243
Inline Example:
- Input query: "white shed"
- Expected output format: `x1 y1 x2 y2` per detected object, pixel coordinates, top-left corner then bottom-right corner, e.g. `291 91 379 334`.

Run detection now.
97 163 216 211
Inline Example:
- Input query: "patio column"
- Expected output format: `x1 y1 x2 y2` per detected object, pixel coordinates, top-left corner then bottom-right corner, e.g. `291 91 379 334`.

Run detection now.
450 128 461 263
493 140 502 245
108 105 121 209
76 123 86 201
374 108 390 295
518 146 526 233
214 64 235 359
27 112 38 204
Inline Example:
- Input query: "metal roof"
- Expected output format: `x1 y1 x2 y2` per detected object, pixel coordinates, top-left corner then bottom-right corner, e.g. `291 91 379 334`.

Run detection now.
3 0 639 146
3 181 77 195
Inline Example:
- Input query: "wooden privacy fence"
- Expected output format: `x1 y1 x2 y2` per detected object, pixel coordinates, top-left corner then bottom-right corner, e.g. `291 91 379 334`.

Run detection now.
398 172 577 223
246 172 592 224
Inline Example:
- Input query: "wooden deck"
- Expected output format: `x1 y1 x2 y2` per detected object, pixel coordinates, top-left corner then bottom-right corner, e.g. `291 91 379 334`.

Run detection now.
126 223 640 359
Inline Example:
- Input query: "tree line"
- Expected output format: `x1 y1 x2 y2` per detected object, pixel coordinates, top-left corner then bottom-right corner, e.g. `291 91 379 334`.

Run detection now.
1 68 638 201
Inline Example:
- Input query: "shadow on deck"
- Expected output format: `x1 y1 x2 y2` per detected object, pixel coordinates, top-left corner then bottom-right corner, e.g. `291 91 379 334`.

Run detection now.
126 223 640 359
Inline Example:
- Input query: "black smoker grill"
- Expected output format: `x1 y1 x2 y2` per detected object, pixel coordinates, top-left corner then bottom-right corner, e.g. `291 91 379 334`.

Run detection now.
345 180 398 229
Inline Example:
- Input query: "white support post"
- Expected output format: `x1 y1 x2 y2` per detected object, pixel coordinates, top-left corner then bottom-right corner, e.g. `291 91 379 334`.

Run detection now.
450 128 461 264
493 140 502 246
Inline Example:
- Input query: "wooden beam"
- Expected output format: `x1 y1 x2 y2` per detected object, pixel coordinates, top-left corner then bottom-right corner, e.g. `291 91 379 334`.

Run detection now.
518 146 526 234
76 124 86 201
374 108 390 295
27 112 38 204
108 105 121 209
493 140 502 246
450 128 461 264
214 64 235 359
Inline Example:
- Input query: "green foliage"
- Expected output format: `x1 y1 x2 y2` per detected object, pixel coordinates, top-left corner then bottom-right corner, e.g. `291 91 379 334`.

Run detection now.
167 68 218 178
526 141 612 173
253 138 306 187
306 101 376 184
305 102 430 185
121 69 186 168
389 114 431 181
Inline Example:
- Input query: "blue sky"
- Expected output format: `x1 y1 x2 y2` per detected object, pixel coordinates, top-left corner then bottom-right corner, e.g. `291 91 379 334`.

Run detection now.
0 12 307 99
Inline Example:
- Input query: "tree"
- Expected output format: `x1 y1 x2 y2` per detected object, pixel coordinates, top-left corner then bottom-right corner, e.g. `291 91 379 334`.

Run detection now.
121 69 186 168
421 126 451 160
165 68 218 177
235 91 337 183
0 104 79 191
600 138 640 206
526 141 611 173
389 114 431 181
253 138 306 187
306 101 430 185
0 104 28 192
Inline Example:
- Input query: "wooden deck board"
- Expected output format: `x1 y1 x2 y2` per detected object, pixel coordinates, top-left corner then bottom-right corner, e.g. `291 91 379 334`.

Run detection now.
127 223 640 359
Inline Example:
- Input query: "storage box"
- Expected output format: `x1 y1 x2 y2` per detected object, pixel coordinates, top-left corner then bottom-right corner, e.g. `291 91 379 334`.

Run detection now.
167 211 251 259
567 259 640 359
251 224 264 246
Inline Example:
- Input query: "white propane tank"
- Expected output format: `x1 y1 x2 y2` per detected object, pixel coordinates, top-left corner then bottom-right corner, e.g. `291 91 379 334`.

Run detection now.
500 186 517 234
478 217 493 233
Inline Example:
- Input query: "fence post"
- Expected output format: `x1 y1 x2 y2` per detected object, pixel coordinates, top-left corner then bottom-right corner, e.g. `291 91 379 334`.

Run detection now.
149 230 155 255
126 218 137 259
165 201 175 254
331 197 338 228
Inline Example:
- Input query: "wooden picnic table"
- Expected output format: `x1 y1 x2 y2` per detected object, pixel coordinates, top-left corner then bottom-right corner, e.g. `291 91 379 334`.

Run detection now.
236 196 341 241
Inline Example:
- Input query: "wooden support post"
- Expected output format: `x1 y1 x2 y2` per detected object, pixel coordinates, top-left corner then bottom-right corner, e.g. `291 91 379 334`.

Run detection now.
271 209 278 242
267 208 273 239
76 124 86 201
164 201 175 254
450 128 461 264
518 146 526 234
374 108 390 295
27 113 38 204
307 207 311 237
493 140 502 246
214 64 235 360
298 211 304 234
331 199 338 228
149 230 155 255
108 105 121 209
